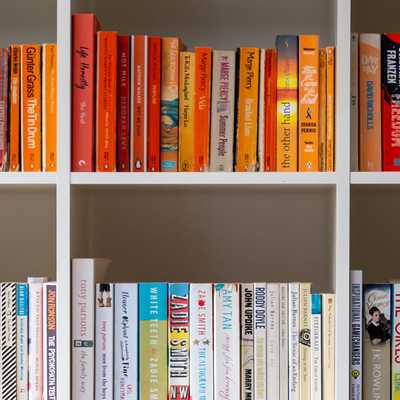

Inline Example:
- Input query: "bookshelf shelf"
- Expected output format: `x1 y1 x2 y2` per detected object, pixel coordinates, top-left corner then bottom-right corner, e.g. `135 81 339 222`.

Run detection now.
351 172 400 185
0 172 57 185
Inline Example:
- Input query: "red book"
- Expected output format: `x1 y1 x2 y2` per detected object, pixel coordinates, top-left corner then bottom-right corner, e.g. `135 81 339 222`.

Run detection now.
117 35 130 172
147 36 161 172
72 13 100 172
131 35 148 171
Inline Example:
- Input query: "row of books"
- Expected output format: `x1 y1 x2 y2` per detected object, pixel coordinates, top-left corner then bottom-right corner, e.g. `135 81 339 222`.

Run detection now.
72 258 336 400
353 33 400 171
0 278 56 400
350 270 400 399
72 13 336 173
0 44 57 172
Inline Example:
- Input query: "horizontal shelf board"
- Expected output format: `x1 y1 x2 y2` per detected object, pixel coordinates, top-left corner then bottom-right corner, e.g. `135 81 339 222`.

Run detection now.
71 172 337 185
0 173 57 185
351 172 400 185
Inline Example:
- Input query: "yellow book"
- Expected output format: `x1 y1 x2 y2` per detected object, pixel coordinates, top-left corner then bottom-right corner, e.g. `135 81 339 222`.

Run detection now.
319 49 327 171
178 51 195 171
235 48 260 172
326 47 335 171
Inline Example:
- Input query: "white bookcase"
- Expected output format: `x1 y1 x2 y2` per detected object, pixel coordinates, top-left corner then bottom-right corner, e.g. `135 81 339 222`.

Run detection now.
4 0 394 398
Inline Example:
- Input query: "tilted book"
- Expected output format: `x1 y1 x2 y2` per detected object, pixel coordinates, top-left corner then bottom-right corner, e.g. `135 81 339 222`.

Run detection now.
279 283 289 400
241 283 254 400
299 283 311 400
351 33 359 171
190 284 213 400
350 271 363 400
311 294 322 400
319 49 327 171
114 284 138 400
0 48 9 172
209 50 236 171
254 283 266 400
214 284 240 400
326 47 335 171
289 282 300 400
16 283 28 400
139 283 168 399
72 259 110 400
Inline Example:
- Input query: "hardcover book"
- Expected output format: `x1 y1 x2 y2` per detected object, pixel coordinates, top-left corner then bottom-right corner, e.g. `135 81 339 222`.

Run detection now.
16 283 28 400
117 35 131 172
194 47 212 172
393 283 400 400
21 45 41 171
0 48 8 172
311 294 322 400
276 36 298 171
299 35 320 172
280 283 289 400
363 285 391 400
299 283 311 400
214 284 240 400
209 50 236 171
9 45 20 171
289 282 300 400
161 37 180 172
258 49 266 171
189 284 213 400
96 31 117 171
139 283 168 400
359 34 381 171
326 47 335 171
179 52 195 171
254 283 266 400
235 47 260 172
72 13 100 172
351 33 359 171
319 49 327 171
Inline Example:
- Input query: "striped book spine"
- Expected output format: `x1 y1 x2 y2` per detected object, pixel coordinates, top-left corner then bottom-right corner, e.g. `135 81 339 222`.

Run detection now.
16 284 28 400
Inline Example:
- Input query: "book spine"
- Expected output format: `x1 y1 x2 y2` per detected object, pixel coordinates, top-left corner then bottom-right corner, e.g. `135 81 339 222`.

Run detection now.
114 284 138 400
267 283 280 400
279 283 289 400
351 271 362 400
319 49 327 171
322 294 336 400
289 282 300 400
9 45 21 171
310 294 322 400
351 33 359 171
95 284 114 400
96 31 117 172
72 14 99 172
161 37 180 172
131 35 148 172
117 35 131 172
258 49 266 172
42 44 57 172
393 284 400 400
382 34 400 170
178 52 195 171
214 283 240 400
359 34 381 171
299 283 311 400
21 45 41 171
299 35 320 172
168 283 190 400
254 283 266 400
326 47 335 171
235 48 260 172
147 36 161 172
194 47 212 172
276 36 298 171
209 51 236 171
43 283 57 400
16 284 28 400
0 48 9 172
265 48 277 172
139 283 168 399
0 283 17 399
189 284 213 400
241 283 254 400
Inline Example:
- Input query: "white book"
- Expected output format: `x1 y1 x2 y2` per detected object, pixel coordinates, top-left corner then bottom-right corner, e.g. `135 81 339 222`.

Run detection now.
279 283 289 400
17 283 28 400
114 284 138 400
28 277 48 400
190 284 214 400
254 283 266 400
241 283 254 400
311 294 322 400
214 283 240 400
72 258 110 400
95 283 114 400
299 283 311 400
322 294 335 400
351 33 359 171
351 271 362 400
267 283 280 400
258 49 266 171
289 283 300 400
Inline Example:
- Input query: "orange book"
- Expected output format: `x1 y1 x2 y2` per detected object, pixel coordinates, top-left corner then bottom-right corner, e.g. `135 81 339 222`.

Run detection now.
299 35 320 172
9 45 20 171
326 47 335 171
21 44 42 171
96 31 117 171
42 44 57 172
235 48 260 172
194 47 212 171
319 49 327 171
